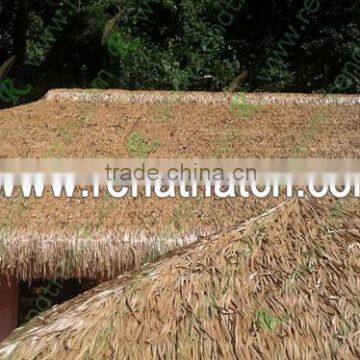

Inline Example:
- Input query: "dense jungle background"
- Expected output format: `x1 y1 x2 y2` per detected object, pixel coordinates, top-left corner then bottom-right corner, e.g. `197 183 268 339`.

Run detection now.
0 0 359 108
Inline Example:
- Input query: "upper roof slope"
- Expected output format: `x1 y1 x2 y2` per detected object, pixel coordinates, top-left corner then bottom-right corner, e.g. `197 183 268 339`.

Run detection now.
0 91 359 158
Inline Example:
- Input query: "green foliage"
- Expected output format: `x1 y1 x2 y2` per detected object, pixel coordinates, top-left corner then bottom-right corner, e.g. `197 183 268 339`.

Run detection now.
230 93 260 118
255 309 279 332
0 0 358 103
0 79 32 106
107 31 142 60
258 58 296 92
127 133 161 158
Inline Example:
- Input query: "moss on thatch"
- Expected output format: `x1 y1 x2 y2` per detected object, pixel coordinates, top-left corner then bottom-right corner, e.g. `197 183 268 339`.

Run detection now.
1 199 359 359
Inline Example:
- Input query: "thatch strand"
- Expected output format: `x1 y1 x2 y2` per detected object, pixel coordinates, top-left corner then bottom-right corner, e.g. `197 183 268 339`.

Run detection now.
1 199 359 359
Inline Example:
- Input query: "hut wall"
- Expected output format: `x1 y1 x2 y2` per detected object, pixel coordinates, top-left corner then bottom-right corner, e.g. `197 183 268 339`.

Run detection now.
0 277 19 342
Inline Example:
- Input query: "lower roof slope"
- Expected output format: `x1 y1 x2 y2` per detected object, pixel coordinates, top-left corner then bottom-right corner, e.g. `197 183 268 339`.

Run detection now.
1 198 359 359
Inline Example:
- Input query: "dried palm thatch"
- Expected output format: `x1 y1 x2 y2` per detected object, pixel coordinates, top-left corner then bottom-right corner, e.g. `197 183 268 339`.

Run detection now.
44 89 360 105
0 232 197 282
0 192 285 282
1 198 359 359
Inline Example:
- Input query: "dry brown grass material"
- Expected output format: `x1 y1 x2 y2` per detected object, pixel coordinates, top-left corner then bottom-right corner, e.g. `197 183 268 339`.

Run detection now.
0 232 194 283
0 98 359 158
0 190 284 237
1 198 359 359
44 89 360 106
0 193 287 281
0 92 359 282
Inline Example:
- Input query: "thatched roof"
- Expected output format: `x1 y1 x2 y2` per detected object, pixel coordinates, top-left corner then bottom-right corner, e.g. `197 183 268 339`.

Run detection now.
0 231 193 282
0 90 359 281
1 198 359 359
1 91 359 159
0 195 284 281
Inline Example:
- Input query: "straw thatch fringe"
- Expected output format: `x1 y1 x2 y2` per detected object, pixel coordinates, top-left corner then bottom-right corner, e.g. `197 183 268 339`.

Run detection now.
0 232 199 282
44 89 360 106
1 198 359 359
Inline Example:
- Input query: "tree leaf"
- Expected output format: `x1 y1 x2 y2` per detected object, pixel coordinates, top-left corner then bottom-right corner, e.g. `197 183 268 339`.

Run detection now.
101 13 123 46
0 56 16 81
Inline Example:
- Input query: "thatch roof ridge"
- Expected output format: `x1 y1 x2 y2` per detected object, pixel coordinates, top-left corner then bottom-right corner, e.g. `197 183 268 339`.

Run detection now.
1 198 359 359
0 231 199 282
44 89 360 105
